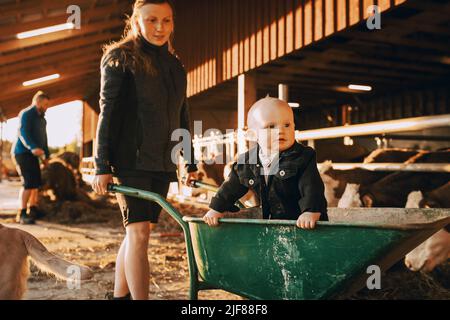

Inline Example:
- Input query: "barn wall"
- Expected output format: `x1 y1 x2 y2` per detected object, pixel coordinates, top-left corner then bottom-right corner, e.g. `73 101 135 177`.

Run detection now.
82 101 98 158
174 0 407 98
351 85 450 124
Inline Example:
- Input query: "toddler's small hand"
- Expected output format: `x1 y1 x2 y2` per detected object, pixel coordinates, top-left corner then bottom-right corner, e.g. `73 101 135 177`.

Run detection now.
203 209 225 227
296 212 321 229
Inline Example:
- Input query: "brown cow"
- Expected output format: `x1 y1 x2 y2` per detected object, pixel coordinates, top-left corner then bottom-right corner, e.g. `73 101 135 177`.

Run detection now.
361 149 450 207
404 183 450 272
320 148 422 207
404 228 450 272
405 182 450 209
363 148 419 163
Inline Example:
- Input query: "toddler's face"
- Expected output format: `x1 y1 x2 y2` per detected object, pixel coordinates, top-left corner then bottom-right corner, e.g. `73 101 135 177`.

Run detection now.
250 101 296 153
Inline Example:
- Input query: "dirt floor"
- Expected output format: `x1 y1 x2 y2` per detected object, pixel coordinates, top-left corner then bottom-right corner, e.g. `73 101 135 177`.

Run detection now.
0 219 243 300
0 180 449 300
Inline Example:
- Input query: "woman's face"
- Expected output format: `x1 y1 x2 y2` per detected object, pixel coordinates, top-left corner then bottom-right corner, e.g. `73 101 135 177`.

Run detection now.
137 3 174 46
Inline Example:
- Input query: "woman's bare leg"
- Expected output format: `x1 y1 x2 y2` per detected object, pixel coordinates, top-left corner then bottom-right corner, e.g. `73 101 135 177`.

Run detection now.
124 221 150 300
113 236 129 297
113 222 156 299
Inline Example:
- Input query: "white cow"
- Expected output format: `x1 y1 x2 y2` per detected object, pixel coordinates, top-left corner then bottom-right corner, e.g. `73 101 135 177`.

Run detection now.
405 228 450 272
319 161 340 207
337 183 362 208
404 190 450 272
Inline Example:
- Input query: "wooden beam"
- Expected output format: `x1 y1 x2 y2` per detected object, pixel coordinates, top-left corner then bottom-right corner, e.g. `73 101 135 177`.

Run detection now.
1 71 99 101
318 45 450 73
0 18 124 54
262 62 408 87
0 61 100 87
0 1 131 37
0 45 102 75
2 93 87 119
347 30 450 54
0 78 95 106
7 80 94 101
342 4 450 54
0 31 116 65
0 0 102 19
291 54 446 82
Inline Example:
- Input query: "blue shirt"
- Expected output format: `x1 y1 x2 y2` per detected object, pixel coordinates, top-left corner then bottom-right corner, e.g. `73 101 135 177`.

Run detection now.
12 105 50 159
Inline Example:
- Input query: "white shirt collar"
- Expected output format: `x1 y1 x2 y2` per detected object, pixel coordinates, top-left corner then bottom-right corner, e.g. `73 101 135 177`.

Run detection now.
258 148 278 168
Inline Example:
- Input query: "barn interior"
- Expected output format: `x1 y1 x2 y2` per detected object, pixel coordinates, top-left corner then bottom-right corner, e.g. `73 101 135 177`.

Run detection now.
0 0 449 301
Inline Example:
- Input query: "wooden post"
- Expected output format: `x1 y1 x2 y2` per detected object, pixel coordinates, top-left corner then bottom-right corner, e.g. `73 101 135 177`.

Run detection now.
0 107 5 183
80 102 85 160
237 73 256 154
278 83 289 102
0 121 3 183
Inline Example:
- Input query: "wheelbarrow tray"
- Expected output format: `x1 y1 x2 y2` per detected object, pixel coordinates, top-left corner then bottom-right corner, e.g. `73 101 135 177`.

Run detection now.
107 185 449 300
183 208 450 300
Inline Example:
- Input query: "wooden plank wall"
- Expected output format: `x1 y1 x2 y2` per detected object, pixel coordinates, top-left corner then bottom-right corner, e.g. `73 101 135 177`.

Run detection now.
174 0 407 97
82 101 98 157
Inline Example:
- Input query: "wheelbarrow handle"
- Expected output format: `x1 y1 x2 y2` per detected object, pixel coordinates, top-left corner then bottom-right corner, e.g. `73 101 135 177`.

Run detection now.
187 179 246 209
107 183 187 229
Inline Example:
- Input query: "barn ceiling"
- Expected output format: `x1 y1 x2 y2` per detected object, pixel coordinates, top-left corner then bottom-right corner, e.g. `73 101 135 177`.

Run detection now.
0 0 449 121
0 0 133 119
189 0 450 112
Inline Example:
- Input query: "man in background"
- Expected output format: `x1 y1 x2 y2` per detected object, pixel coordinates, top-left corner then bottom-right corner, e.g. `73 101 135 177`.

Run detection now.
12 91 50 224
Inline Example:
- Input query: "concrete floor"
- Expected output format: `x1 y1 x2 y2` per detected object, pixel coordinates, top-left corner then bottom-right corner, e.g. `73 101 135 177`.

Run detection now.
0 179 21 214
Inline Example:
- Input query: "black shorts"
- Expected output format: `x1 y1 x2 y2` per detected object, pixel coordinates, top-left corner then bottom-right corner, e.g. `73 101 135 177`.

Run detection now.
113 171 174 227
14 153 42 189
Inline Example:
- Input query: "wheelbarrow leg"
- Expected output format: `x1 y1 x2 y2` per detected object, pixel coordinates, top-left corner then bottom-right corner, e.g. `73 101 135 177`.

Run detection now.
189 277 199 300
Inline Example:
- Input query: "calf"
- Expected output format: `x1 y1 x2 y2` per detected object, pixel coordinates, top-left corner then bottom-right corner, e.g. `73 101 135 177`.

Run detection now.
363 148 419 163
404 184 450 272
405 182 450 209
361 149 450 207
361 171 450 207
337 183 363 208
320 162 388 207
404 228 450 272
0 224 93 299
320 148 420 207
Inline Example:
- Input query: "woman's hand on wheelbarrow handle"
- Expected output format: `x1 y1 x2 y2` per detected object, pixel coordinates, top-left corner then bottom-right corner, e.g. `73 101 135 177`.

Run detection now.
92 174 113 195
203 209 225 227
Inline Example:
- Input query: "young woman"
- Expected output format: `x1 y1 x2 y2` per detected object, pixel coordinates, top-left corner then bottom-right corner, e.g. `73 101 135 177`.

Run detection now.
92 0 197 300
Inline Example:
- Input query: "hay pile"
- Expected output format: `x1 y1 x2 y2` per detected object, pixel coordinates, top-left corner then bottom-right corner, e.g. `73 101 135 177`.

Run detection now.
38 187 208 231
340 262 450 300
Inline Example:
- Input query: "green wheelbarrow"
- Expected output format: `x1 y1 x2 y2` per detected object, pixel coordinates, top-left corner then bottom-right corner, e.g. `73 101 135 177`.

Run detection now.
108 184 450 300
